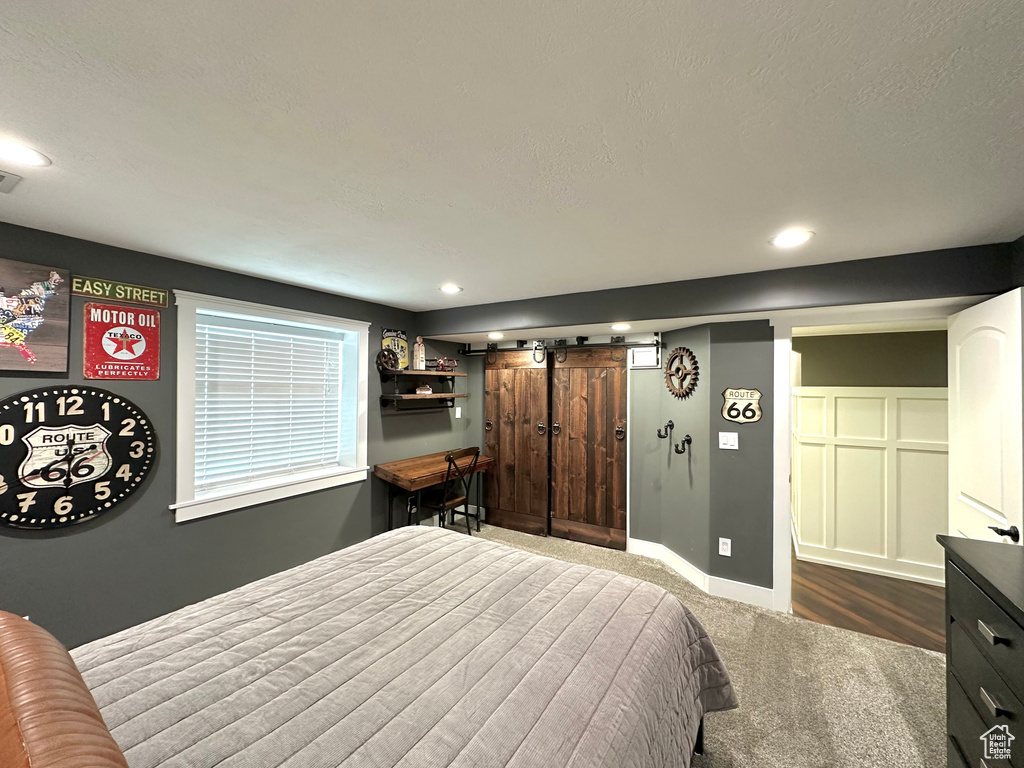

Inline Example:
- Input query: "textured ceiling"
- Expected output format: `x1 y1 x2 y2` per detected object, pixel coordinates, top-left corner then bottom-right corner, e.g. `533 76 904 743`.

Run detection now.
0 1 1021 311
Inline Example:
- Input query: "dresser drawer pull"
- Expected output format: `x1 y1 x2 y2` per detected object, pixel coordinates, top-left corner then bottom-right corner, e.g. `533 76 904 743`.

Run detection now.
978 619 1008 645
979 686 1010 718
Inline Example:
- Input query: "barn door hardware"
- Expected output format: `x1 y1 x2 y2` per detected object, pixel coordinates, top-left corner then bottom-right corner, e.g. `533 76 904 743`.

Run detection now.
537 422 547 436
615 425 625 440
989 525 1021 542
656 420 674 439
551 422 561 435
485 419 493 431
486 343 498 365
532 340 546 364
674 434 692 455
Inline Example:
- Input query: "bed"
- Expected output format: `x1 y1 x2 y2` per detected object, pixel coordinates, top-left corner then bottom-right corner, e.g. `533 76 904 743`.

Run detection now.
4 526 737 767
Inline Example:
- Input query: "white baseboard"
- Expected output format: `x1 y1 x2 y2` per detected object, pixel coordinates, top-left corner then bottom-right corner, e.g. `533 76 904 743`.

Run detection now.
628 537 776 611
794 542 945 587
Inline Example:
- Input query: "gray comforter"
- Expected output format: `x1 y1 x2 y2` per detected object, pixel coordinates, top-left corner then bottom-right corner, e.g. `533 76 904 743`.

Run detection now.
73 526 737 767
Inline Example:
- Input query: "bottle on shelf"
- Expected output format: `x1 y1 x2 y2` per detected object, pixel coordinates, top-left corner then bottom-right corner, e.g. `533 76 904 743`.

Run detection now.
412 336 426 370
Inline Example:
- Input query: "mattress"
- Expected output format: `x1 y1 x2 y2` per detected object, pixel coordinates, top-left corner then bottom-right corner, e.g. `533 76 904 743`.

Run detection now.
72 526 737 767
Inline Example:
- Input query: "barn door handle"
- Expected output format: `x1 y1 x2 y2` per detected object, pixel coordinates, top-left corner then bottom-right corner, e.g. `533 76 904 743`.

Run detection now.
551 422 561 436
485 420 493 432
615 425 625 440
537 422 546 436
989 525 1020 542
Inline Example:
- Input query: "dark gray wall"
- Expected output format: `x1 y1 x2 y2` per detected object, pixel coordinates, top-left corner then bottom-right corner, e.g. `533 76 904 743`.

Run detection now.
627 368 665 543
0 222 477 648
628 322 775 589
659 328 712 572
1012 234 1024 287
793 332 947 387
418 243 1014 336
708 321 774 588
628 327 712 573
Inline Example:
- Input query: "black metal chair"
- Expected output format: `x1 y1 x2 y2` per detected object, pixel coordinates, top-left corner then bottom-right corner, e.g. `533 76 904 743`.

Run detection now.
416 447 480 534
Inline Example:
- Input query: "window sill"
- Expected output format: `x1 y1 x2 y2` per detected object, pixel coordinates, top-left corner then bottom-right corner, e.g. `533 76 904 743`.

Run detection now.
172 465 368 523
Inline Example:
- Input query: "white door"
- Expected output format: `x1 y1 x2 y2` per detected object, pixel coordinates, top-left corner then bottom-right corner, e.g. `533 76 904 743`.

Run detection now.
948 289 1023 542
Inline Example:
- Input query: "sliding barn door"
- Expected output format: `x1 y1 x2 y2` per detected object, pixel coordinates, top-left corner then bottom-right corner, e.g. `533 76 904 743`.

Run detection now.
550 347 627 549
484 350 549 535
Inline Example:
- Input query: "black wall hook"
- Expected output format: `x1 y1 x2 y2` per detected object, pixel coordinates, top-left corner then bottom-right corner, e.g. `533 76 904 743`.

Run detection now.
674 434 692 454
657 420 674 439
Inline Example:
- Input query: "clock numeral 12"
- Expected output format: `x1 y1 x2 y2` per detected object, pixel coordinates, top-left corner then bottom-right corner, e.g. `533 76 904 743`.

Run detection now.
56 396 84 416
23 402 44 423
101 402 110 421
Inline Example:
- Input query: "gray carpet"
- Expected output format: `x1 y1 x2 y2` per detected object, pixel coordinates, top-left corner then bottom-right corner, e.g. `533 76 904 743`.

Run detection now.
471 524 945 768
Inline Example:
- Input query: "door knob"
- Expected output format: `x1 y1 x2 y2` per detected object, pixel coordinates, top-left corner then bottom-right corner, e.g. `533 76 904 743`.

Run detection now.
989 525 1020 542
615 425 625 440
484 419 493 432
537 422 546 436
551 422 561 436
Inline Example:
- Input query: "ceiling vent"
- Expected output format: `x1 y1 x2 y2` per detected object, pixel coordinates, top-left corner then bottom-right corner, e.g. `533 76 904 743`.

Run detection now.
0 170 23 193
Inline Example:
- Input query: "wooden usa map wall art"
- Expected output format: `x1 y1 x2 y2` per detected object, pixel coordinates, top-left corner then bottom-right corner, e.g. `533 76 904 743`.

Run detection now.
0 387 156 530
0 258 70 373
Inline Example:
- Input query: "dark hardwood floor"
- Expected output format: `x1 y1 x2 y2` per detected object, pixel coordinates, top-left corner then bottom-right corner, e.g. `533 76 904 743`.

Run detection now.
791 550 946 653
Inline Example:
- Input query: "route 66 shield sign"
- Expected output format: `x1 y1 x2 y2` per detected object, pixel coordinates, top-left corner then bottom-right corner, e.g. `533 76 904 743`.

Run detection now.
19 424 113 489
722 388 762 424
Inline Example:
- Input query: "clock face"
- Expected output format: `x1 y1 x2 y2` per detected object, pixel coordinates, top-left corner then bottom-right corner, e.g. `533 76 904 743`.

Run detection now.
0 387 156 530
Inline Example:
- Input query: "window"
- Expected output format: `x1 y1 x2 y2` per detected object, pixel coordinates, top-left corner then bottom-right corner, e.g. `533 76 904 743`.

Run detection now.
173 291 368 522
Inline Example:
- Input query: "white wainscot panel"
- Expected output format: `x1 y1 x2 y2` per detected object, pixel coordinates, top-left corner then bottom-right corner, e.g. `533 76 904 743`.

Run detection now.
897 450 948 567
835 397 886 440
798 396 826 437
834 445 886 557
897 398 948 443
792 386 947 586
797 443 826 547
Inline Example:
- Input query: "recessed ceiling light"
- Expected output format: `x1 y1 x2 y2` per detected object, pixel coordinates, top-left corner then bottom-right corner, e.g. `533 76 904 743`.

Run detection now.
439 283 463 294
0 140 51 167
488 332 504 340
611 323 631 331
769 228 814 248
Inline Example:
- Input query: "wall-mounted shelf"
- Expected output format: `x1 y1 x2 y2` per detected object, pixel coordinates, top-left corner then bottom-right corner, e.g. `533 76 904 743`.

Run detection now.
385 370 467 378
379 368 467 411
381 393 468 401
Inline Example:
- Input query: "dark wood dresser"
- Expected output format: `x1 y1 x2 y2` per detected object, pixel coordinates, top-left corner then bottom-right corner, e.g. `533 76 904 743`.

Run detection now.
939 535 1024 768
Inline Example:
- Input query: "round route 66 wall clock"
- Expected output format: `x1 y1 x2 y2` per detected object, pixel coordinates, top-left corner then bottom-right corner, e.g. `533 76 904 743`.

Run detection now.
0 386 156 530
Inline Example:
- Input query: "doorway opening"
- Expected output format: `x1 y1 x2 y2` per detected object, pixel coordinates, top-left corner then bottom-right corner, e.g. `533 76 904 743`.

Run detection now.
788 321 947 651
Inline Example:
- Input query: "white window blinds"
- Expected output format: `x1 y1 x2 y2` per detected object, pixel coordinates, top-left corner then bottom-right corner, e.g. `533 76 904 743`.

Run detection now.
194 312 345 495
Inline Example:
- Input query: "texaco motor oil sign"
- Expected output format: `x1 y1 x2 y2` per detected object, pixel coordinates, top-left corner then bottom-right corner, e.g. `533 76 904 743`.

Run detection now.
83 302 160 380
722 388 762 424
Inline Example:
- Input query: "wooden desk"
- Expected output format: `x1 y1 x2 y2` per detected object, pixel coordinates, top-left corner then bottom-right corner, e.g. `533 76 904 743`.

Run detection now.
374 450 494 529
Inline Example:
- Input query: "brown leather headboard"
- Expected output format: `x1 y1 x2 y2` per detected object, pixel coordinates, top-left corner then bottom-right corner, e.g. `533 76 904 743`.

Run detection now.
0 610 128 768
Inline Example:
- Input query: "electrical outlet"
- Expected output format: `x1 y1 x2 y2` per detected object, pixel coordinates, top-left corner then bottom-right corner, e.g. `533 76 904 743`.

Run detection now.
718 538 732 557
455 406 462 419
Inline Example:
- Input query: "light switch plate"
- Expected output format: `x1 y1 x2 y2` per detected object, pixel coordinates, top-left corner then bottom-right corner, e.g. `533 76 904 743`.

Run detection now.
719 538 732 557
718 432 738 450
455 406 462 419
